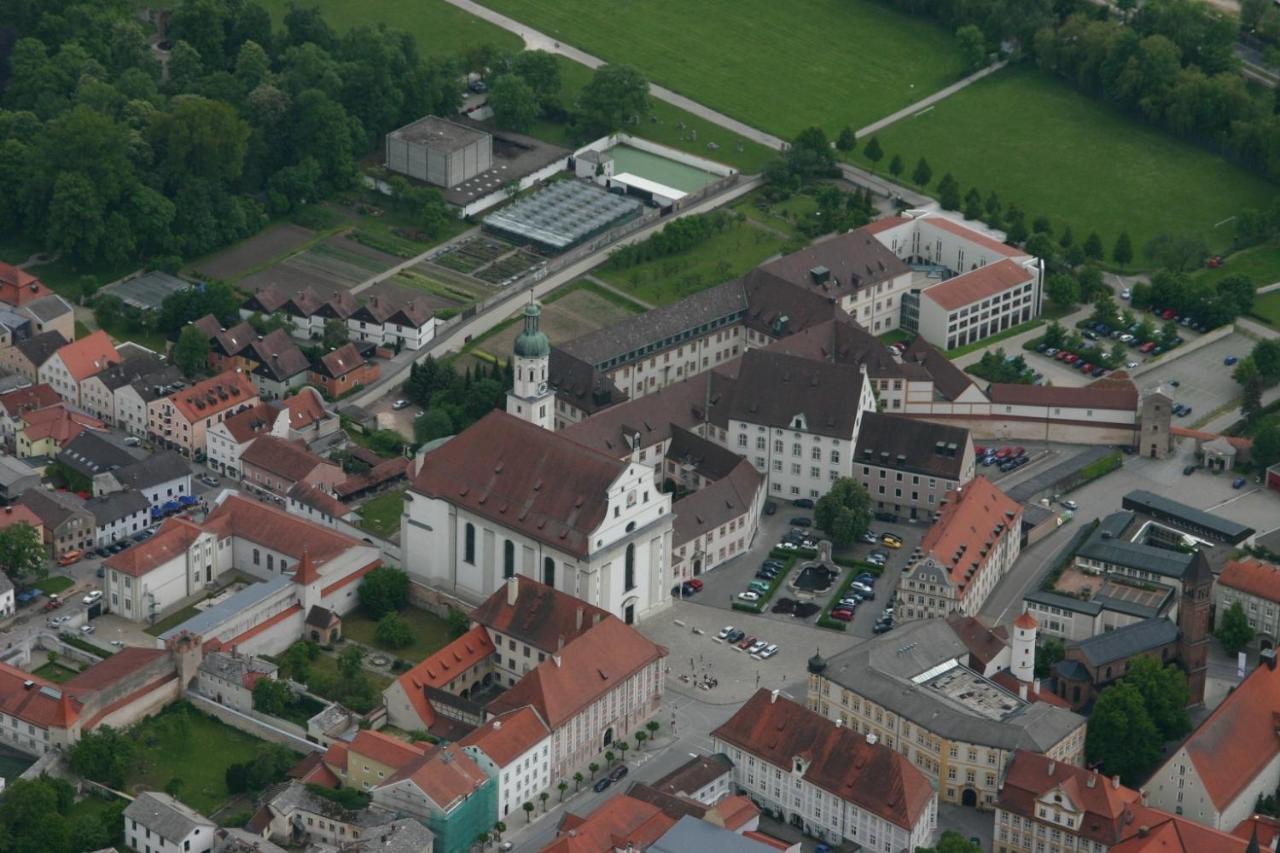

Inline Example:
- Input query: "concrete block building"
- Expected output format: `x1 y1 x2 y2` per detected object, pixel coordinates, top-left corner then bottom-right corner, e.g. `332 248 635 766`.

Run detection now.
386 116 492 188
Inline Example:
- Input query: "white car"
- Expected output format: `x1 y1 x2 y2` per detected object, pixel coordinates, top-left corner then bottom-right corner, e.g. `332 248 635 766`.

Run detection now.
759 644 779 659
1119 333 1134 343
79 624 95 634
1061 499 1079 511
82 590 102 605
1120 288 1132 299
749 640 768 654
392 399 411 410
1126 361 1139 369
717 626 735 640
737 591 761 602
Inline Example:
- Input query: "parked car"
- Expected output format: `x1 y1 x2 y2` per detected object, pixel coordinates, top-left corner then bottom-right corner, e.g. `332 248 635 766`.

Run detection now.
199 474 219 487
829 609 854 622
717 626 735 640
687 578 703 591
790 516 812 527
759 644 779 659
755 569 777 581
82 590 102 605
80 624 95 634
860 531 879 544
737 591 760 602
609 765 628 782
792 498 814 509
727 629 745 643
1120 288 1131 299
1233 477 1247 489
873 621 895 634
1225 355 1239 366
748 581 770 594
57 550 83 567
763 501 776 516
1162 308 1177 320
593 777 612 793
749 640 769 654
392 399 411 410
1061 499 1078 511
1183 465 1196 475
738 635 757 650
1139 341 1156 353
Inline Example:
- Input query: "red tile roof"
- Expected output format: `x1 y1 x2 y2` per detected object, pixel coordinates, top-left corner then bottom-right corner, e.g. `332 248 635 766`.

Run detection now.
52 330 120 382
312 343 367 380
63 647 167 692
105 517 205 578
0 662 81 728
1109 811 1249 852
0 504 44 532
471 576 610 654
0 384 60 418
387 744 489 811
458 705 549 768
922 259 1034 312
487 615 666 729
0 263 53 305
204 494 361 566
1180 658 1280 811
348 729 426 769
543 796 675 853
1219 558 1280 604
712 690 934 832
292 550 320 586
289 752 342 789
1231 815 1280 849
1014 611 1039 630
220 403 282 443
288 481 350 518
21 405 104 444
998 751 1141 845
410 410 625 558
988 373 1139 411
918 476 1020 597
402 626 495 692
169 369 257 423
240 435 337 484
989 671 1073 708
282 388 327 431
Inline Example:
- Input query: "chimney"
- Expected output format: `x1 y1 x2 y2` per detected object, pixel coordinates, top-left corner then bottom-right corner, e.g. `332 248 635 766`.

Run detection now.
770 689 779 704
506 574 518 606
1019 682 1028 701
1112 775 1121 789
1047 761 1056 775
1086 773 1097 789
492 719 502 731
576 606 584 632
1137 826 1149 838
866 732 877 745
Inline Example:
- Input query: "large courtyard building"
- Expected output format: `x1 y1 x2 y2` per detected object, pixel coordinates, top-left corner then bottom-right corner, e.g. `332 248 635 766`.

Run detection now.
401 410 673 625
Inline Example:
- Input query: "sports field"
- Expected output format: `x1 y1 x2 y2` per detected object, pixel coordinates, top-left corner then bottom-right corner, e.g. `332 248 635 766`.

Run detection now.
477 0 968 136
853 67 1274 260
257 0 521 59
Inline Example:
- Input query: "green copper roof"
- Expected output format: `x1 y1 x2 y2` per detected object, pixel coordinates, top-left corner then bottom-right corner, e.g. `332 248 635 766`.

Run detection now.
513 300 549 358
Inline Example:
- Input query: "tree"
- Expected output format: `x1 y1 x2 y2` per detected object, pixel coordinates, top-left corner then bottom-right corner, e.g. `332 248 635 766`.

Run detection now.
1257 422 1280 471
835 126 856 152
984 191 1002 221
0 777 75 853
511 50 561 108
577 64 650 135
337 644 365 682
646 720 660 735
1113 231 1133 267
1125 657 1190 741
938 178 961 211
475 831 491 851
1085 681 1163 785
447 607 470 638
1217 274 1256 318
617 742 629 761
1059 226 1075 249
813 479 871 548
634 731 648 750
0 522 46 583
358 565 410 618
1144 233 1208 273
375 612 414 649
911 157 932 188
779 127 838 185
253 678 293 716
956 24 987 71
174 324 211 378
69 726 138 789
589 762 600 779
522 801 534 824
539 791 549 813
493 821 506 843
490 74 539 132
414 409 454 444
1034 637 1065 678
916 831 983 853
1083 231 1105 262
605 750 616 767
962 187 982 221
863 136 884 170
1217 601 1255 655
1243 371 1264 420
572 771 584 791
888 153 904 179
1032 215 1053 236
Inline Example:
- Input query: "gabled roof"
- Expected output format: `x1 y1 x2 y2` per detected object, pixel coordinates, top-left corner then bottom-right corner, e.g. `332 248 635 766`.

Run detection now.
288 481 350 518
1219 558 1280 604
87 354 167 392
168 369 257 423
21 293 73 323
1109 811 1250 852
650 754 734 798
84 490 149 525
18 487 89 529
282 387 329 431
989 373 1139 411
212 321 257 358
203 494 361 565
545 795 675 853
123 792 213 842
901 336 974 401
910 476 1020 596
761 315 902 377
712 690 934 831
672 457 762 548
921 258 1034 311
312 343 367 380
104 516 205 577
1178 658 1280 811
1068 618 1178 668
0 661 82 728
219 402 283 444
458 705 549 768
109 451 191 490
20 405 103 444
0 262 52 305
760 227 911 299
0 383 59 419
470 576 610 654
714 349 866 438
559 374 708 457
14 331 68 369
410 410 626 559
486 615 666 729
240 435 336 484
945 613 1009 672
51 330 121 382
248 330 309 382
998 750 1141 845
854 412 970 480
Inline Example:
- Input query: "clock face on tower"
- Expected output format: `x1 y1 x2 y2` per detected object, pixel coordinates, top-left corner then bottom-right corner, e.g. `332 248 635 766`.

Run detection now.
537 381 548 394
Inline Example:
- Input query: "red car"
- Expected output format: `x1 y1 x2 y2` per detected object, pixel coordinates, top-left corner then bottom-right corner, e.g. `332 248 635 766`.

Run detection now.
1066 354 1080 364
1207 256 1224 268
1079 362 1093 373
738 635 756 650
1012 446 1025 457
975 445 986 456
686 578 703 591
1055 351 1070 361
1140 341 1156 353
829 609 854 622
1162 308 1177 320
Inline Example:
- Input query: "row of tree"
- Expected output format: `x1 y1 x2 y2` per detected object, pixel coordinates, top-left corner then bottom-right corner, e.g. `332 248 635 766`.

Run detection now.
606 211 738 270
1 0 464 268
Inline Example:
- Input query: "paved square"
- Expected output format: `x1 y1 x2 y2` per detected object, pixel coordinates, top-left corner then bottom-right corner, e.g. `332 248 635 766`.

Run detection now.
1135 332 1249 426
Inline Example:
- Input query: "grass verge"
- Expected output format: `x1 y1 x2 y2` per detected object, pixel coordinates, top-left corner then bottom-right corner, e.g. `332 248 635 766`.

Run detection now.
730 555 797 614
34 575 74 595
339 606 454 663
356 489 406 538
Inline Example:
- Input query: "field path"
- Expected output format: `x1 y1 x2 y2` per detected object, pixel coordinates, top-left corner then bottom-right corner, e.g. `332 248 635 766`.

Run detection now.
855 61 1007 138
349 225 481 296
583 274 654 310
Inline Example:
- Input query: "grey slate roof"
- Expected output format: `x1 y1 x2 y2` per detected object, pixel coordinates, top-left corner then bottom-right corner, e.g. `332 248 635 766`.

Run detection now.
123 792 213 843
14 330 66 368
125 366 185 403
92 354 167 393
714 349 866 439
197 650 278 685
0 454 40 489
666 425 743 481
760 228 911 299
1122 490 1255 543
84 490 149 525
1069 618 1179 667
161 575 291 641
57 430 144 478
1025 589 1104 616
19 487 88 528
109 451 191 490
1076 534 1194 579
650 815 779 853
20 294 72 323
854 412 969 479
820 618 1085 752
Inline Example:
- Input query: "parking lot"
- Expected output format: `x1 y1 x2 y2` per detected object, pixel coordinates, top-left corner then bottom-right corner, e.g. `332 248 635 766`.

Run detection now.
1135 332 1250 427
682 503 925 641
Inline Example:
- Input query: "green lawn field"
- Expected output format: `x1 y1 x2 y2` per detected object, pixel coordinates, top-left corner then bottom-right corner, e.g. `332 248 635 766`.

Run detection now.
851 67 1275 262
476 0 969 136
257 0 521 59
1253 292 1280 327
1195 242 1280 289
356 489 406 538
341 605 453 662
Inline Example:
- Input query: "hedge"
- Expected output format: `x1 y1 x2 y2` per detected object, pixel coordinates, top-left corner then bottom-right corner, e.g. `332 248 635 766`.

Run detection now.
732 555 798 614
1075 449 1122 487
59 632 114 657
816 564 883 632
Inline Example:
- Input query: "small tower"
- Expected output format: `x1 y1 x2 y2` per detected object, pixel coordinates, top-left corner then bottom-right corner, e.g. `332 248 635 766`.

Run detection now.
1011 610 1038 690
1178 550 1213 706
506 295 554 430
1138 384 1174 460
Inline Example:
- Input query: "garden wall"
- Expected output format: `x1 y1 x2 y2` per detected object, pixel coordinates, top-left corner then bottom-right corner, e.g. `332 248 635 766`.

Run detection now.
184 691 322 754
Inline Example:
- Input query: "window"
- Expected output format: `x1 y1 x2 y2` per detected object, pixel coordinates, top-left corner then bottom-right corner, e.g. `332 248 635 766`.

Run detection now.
464 523 475 564
543 557 555 587
503 540 515 579
624 544 636 591
253 548 260 566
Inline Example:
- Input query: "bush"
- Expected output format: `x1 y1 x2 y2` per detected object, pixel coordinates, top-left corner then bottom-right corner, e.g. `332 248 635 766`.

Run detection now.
358 566 410 619
374 612 414 649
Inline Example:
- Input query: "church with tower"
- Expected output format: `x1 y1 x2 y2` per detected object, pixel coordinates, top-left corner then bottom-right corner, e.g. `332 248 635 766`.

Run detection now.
505 296 554 431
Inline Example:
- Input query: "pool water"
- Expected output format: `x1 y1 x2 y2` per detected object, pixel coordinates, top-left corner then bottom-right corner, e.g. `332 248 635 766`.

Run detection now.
608 145 717 193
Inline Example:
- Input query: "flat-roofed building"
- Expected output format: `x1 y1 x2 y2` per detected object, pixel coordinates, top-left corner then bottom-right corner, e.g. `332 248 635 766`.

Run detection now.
386 116 492 188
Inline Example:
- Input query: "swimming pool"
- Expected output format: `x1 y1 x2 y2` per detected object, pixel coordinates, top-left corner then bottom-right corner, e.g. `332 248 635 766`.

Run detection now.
608 145 718 194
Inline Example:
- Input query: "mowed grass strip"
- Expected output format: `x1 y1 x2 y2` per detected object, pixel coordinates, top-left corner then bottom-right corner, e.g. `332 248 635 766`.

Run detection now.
257 0 521 59
477 0 969 136
851 67 1275 262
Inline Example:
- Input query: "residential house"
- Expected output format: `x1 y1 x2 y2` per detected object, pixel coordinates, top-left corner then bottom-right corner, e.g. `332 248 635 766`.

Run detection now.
458 706 553 821
648 754 735 806
994 750 1249 853
207 402 288 479
348 295 436 350
1143 650 1280 830
282 386 340 448
16 405 105 458
151 369 259 457
896 476 1022 621
251 780 410 850
203 319 257 372
0 383 60 449
80 354 168 426
403 410 675 625
712 689 937 851
94 451 193 508
114 366 183 438
808 617 1087 810
246 329 311 400
543 795 761 853
18 293 75 341
55 430 145 490
853 413 975 522
123 791 215 853
0 459 40 504
39 329 121 406
1215 558 1280 649
0 262 52 307
195 651 278 713
309 343 380 399
239 435 343 500
84 490 152 547
320 729 492 853
287 481 358 532
19 487 94 556
0 330 66 382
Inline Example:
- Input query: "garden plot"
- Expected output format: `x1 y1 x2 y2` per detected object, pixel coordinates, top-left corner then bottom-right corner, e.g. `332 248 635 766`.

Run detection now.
474 248 545 285
239 236 400 300
193 223 315 281
430 235 514 275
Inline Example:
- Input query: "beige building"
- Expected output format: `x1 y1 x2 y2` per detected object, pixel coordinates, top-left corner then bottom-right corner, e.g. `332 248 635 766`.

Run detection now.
808 617 1086 810
853 412 974 522
151 368 259 457
1214 558 1280 647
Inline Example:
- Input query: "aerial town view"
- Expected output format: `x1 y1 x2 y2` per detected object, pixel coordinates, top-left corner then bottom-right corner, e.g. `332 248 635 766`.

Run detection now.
2 0 1280 851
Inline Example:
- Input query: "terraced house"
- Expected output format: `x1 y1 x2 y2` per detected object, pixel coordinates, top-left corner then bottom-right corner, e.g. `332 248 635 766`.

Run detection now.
150 368 259 457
